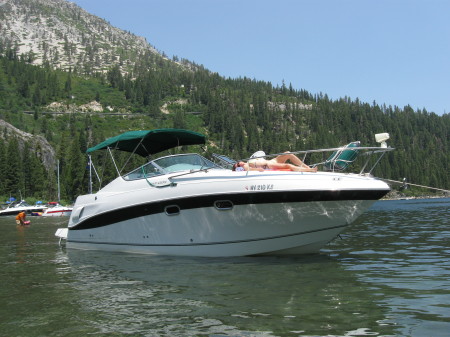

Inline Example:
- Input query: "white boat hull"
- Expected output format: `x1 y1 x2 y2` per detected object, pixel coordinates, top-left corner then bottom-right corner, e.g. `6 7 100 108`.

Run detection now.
67 200 372 257
0 203 47 216
42 207 72 217
63 170 388 257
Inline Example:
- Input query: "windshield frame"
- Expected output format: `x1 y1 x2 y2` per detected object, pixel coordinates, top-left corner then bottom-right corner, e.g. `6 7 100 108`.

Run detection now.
122 153 220 181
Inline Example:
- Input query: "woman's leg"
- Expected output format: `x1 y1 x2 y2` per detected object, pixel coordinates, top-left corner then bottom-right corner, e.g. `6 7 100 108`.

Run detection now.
274 152 310 168
268 162 317 172
288 164 317 172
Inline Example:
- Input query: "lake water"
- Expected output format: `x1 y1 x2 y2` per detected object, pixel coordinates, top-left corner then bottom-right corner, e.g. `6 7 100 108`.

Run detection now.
0 198 449 337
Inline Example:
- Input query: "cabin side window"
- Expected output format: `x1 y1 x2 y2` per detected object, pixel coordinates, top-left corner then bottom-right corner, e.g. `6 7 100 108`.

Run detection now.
214 200 234 210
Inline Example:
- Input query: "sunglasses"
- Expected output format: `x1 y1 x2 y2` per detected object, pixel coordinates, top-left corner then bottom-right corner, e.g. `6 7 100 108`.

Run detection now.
233 162 245 171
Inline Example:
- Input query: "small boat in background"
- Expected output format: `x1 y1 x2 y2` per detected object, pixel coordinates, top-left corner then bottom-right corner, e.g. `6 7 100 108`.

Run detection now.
0 200 47 216
31 201 45 216
42 202 73 217
41 161 73 217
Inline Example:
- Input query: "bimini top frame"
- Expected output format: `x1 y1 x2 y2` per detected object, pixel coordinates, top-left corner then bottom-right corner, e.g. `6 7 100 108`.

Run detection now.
86 128 207 193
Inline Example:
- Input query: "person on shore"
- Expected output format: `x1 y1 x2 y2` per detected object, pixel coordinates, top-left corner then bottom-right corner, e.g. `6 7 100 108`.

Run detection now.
15 211 27 226
233 151 318 172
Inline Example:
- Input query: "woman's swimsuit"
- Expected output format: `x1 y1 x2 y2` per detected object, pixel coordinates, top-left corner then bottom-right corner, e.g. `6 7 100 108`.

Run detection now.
248 158 273 170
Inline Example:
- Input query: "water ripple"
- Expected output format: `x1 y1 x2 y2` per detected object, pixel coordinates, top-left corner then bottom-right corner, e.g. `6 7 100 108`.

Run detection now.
1 198 449 336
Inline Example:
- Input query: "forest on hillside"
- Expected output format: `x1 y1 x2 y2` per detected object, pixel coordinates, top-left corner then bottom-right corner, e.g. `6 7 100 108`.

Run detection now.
0 51 449 203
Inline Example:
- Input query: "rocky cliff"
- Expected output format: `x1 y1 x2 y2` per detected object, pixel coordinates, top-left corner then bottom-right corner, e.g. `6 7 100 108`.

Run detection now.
0 119 56 170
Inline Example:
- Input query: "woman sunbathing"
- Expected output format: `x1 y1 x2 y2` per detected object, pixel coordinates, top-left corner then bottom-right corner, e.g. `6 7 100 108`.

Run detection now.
232 152 317 172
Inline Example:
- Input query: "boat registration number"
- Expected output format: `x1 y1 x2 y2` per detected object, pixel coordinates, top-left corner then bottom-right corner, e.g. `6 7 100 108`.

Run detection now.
248 184 274 191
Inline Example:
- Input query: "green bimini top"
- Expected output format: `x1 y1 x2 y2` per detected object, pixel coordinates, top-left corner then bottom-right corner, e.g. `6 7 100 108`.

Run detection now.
86 128 206 157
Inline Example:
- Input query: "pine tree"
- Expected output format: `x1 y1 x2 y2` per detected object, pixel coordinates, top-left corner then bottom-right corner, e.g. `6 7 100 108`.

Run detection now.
28 146 47 197
0 139 6 194
63 132 86 200
4 138 22 197
22 143 33 197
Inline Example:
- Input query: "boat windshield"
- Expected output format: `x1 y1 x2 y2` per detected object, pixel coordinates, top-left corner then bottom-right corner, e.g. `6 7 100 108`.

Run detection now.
123 154 218 181
8 200 31 208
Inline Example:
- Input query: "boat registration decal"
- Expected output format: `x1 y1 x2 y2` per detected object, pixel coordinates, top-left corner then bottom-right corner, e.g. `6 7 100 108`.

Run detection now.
150 179 171 186
246 184 274 191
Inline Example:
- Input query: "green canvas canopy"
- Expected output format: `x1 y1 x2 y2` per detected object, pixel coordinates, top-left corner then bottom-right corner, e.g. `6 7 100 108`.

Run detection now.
86 128 206 157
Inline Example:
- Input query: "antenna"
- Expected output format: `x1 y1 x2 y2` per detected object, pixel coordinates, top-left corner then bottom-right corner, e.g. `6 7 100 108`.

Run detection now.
375 133 390 148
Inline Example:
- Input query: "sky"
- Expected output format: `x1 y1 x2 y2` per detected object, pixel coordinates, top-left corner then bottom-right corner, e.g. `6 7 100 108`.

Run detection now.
70 0 449 115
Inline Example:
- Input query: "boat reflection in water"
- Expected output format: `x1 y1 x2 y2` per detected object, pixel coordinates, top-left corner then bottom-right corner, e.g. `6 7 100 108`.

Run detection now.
64 249 397 336
56 129 393 257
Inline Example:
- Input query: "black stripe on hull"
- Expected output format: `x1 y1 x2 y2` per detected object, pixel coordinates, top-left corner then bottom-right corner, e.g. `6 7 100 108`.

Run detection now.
70 189 389 231
69 224 348 247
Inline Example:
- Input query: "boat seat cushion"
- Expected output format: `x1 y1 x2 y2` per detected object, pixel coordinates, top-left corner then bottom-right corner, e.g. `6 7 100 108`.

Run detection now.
324 141 360 171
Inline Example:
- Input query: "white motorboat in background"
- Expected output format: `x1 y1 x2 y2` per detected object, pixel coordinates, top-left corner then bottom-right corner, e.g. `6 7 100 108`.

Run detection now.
42 202 73 217
56 128 393 257
0 200 47 216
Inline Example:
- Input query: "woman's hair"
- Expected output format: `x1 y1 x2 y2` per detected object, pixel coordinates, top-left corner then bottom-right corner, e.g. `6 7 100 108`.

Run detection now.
232 162 245 171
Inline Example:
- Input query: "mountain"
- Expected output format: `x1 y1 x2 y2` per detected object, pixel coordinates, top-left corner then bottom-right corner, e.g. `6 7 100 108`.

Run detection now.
0 0 195 74
0 0 449 202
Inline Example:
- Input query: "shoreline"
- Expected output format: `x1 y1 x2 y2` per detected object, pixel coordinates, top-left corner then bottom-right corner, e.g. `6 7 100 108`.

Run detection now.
382 194 449 201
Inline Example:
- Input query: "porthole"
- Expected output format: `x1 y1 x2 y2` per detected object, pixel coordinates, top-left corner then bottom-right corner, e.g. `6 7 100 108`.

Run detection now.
165 205 180 216
214 200 234 210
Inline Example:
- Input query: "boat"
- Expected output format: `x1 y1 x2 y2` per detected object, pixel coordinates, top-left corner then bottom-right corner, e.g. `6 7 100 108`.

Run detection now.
41 202 73 217
0 200 47 216
31 211 44 216
55 128 393 257
30 200 45 216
